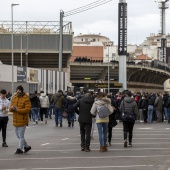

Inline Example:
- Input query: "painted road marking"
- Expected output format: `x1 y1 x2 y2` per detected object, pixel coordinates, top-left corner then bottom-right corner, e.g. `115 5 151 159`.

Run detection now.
61 138 69 140
32 165 161 169
0 155 170 160
41 143 50 146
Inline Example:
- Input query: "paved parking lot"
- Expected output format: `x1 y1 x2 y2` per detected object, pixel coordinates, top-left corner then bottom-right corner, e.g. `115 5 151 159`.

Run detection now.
0 115 170 170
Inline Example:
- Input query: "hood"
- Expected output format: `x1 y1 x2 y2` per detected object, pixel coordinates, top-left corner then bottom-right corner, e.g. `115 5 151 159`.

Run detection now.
95 97 111 105
41 93 47 97
124 96 135 103
82 96 94 104
55 92 63 98
67 95 76 100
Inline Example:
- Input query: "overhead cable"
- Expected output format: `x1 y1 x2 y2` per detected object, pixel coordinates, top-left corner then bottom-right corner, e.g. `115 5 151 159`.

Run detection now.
64 0 113 17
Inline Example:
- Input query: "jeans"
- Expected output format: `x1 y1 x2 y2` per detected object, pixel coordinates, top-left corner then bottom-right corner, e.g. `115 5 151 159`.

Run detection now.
48 104 54 118
164 107 168 120
15 125 28 150
97 123 108 147
67 111 74 124
54 108 63 125
148 105 153 123
31 108 39 122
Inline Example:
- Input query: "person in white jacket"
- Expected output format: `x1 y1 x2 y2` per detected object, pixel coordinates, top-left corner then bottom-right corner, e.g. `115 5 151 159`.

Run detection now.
0 89 10 147
90 92 114 152
39 91 49 124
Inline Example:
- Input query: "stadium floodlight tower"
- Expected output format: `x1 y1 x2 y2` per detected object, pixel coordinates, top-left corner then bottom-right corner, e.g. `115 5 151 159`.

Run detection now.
155 0 169 63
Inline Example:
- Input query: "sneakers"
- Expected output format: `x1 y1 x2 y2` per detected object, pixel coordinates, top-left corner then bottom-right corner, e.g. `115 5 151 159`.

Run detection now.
124 140 127 148
2 142 8 147
15 149 23 154
45 119 47 124
128 142 132 147
24 146 31 153
36 120 38 124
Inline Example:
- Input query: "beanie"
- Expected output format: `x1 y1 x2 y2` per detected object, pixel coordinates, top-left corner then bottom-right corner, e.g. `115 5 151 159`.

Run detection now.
0 89 7 94
16 85 24 93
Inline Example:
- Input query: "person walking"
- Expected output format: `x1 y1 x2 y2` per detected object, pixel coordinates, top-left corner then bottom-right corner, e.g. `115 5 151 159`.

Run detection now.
74 93 94 152
65 92 77 127
30 92 40 124
39 91 50 124
51 90 65 127
108 94 117 146
119 91 138 147
9 85 31 154
0 89 10 147
90 92 114 152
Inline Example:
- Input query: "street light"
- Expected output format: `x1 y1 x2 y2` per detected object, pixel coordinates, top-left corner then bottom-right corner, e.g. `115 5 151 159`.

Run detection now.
106 42 113 94
11 3 19 95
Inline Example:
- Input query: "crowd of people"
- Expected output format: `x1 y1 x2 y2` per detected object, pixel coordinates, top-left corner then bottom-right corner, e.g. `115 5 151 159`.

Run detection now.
0 86 170 154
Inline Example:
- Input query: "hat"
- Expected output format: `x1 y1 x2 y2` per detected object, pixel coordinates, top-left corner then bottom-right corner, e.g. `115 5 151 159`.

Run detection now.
0 89 7 94
16 85 24 93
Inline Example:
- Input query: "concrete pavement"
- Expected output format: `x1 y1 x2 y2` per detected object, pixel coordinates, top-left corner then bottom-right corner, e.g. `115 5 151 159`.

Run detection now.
0 115 170 170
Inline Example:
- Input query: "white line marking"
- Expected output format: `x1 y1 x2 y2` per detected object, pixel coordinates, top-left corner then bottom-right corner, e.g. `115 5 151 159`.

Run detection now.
41 143 50 146
137 128 153 129
0 155 170 161
32 165 159 169
30 148 170 152
61 138 69 140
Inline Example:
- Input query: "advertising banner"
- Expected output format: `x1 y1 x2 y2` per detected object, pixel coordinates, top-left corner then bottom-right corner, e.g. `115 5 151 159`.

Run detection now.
17 66 27 82
118 2 127 56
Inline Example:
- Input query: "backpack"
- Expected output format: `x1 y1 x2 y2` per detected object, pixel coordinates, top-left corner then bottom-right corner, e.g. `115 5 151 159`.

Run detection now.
97 104 110 118
121 101 135 123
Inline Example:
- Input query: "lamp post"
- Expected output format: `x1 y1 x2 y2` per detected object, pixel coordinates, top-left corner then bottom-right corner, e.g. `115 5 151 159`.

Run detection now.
20 34 22 66
106 42 112 94
11 3 19 95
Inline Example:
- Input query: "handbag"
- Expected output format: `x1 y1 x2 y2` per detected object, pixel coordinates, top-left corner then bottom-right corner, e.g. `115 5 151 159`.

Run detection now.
122 101 135 123
62 110 68 118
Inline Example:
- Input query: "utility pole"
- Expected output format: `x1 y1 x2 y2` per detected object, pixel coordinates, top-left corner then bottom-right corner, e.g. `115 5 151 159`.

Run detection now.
59 10 64 72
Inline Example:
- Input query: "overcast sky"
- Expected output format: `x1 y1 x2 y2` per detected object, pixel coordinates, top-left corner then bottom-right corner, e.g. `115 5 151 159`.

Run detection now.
0 0 170 45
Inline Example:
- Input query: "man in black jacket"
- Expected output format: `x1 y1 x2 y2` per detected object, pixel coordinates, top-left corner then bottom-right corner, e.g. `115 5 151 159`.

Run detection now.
73 93 94 152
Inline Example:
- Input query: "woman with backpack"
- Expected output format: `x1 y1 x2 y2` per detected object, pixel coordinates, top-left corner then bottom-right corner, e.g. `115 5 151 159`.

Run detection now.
119 91 138 147
90 92 114 152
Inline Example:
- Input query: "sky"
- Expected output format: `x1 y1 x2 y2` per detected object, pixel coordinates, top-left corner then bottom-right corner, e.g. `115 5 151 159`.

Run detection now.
0 0 170 45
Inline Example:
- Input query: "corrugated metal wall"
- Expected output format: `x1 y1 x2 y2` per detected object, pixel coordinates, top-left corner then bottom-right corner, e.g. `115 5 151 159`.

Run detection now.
0 34 72 52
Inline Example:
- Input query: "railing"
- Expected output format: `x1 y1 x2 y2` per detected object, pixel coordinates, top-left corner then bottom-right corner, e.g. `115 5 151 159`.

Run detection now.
71 58 170 73
0 21 72 34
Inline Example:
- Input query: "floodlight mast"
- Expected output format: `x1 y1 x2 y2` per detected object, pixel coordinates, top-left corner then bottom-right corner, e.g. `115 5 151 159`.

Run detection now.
155 0 169 62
